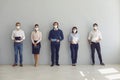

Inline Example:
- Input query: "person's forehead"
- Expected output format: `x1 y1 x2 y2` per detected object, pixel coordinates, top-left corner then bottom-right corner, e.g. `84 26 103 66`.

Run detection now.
54 23 58 25
35 26 39 28
16 24 20 25
93 25 98 27
16 24 21 26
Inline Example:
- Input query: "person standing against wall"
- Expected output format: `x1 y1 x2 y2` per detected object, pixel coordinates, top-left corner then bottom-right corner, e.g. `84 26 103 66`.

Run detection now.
31 24 42 67
69 27 80 66
88 23 105 65
11 22 25 67
48 22 64 67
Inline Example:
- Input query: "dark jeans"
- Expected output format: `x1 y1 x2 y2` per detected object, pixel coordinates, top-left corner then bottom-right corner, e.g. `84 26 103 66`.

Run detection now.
70 44 78 64
14 42 23 64
51 42 60 65
90 42 103 64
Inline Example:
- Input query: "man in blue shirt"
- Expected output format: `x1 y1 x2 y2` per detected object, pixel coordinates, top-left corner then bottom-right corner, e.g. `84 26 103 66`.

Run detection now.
48 22 64 67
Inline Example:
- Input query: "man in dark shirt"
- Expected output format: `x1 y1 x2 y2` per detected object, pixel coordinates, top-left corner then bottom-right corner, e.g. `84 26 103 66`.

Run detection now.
48 22 64 67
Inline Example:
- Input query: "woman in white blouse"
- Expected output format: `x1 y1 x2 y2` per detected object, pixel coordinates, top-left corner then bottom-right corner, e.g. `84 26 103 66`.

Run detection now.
31 24 42 67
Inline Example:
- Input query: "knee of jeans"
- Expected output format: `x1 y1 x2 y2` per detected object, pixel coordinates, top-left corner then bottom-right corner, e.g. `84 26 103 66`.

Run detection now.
20 53 22 57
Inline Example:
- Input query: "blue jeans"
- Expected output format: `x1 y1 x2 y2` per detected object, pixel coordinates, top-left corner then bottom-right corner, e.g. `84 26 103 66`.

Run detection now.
14 42 23 64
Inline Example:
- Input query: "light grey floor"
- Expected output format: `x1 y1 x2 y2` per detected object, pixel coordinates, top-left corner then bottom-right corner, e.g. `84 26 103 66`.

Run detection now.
0 65 120 80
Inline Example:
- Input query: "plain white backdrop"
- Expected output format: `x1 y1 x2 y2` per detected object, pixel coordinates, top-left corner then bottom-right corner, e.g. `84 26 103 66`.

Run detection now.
0 0 119 64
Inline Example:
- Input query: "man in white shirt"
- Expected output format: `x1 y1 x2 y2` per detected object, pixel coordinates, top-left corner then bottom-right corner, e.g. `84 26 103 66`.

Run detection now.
11 22 25 67
88 23 104 65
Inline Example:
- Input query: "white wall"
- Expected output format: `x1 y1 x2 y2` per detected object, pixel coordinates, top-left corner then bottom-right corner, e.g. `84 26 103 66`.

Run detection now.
0 0 119 64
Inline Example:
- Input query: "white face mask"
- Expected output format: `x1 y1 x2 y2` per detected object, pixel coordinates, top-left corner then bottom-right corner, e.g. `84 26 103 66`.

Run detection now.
73 29 77 33
16 26 20 30
54 25 58 29
93 26 98 30
35 27 39 31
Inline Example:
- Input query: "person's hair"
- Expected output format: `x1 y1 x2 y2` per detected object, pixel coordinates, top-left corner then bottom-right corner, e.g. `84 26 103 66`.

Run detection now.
72 26 78 33
35 24 39 27
16 22 21 26
93 23 98 27
53 22 59 27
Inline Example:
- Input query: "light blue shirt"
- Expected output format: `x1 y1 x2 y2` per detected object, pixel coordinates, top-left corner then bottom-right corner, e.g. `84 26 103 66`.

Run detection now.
69 33 80 44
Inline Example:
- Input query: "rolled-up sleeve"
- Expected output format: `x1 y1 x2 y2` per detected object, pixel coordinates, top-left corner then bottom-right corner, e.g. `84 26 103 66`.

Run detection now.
68 34 72 42
11 31 15 40
22 31 25 41
88 32 92 40
99 32 102 40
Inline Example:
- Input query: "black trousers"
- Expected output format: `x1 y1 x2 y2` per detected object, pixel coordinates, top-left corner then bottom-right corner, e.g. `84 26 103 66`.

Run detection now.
51 42 60 64
70 44 78 64
90 42 103 64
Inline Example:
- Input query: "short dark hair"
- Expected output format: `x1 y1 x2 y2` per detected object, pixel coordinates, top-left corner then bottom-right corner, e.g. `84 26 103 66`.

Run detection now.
16 22 21 26
93 23 98 27
72 26 78 33
35 24 39 27
53 22 59 27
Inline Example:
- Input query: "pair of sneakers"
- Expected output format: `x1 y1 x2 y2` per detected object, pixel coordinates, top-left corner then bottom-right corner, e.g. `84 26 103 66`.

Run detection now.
51 64 60 67
12 64 23 67
92 62 105 66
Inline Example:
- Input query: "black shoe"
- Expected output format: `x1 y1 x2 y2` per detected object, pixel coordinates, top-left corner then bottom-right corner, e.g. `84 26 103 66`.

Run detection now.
50 64 54 67
56 64 60 66
12 64 17 67
100 63 105 66
92 63 95 65
72 64 76 66
20 64 23 67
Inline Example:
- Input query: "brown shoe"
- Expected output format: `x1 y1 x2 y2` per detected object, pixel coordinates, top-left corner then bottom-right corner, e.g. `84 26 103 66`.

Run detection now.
12 64 17 67
20 64 23 67
34 64 38 67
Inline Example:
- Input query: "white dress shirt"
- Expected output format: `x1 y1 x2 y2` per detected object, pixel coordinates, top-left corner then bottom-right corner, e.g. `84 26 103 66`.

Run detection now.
11 29 25 43
88 30 102 43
